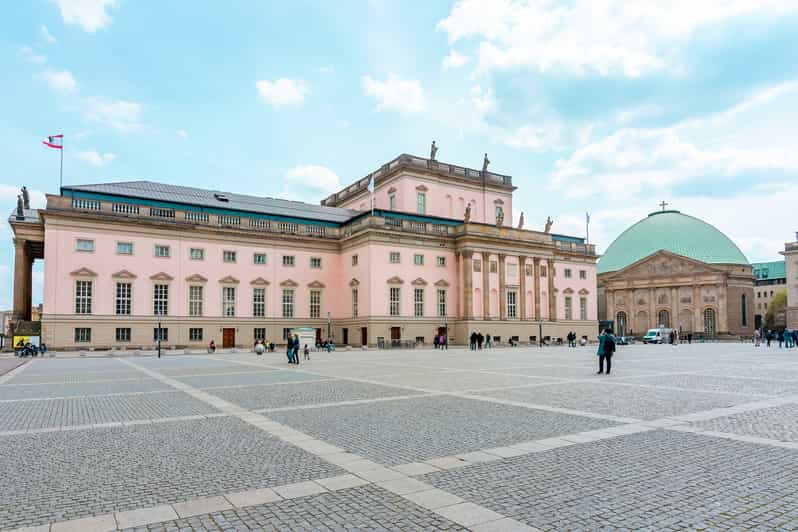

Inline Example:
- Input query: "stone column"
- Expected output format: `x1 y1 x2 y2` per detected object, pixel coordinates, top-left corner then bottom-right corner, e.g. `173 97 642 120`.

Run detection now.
717 282 728 334
649 287 656 328
533 258 541 320
671 287 679 330
13 239 32 321
462 251 473 319
498 254 507 320
693 285 702 333
547 258 556 321
606 290 615 325
519 256 527 320
482 251 490 319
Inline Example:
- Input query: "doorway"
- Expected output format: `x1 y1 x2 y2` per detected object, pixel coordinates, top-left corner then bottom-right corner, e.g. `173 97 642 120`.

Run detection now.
390 327 401 341
222 328 235 348
361 327 368 346
342 328 349 345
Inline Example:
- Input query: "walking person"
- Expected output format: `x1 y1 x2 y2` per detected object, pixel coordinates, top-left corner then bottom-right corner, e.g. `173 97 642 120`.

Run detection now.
477 332 484 350
754 329 761 347
286 335 294 363
293 334 301 364
304 344 310 361
596 328 616 375
469 331 477 350
485 334 492 348
778 329 784 348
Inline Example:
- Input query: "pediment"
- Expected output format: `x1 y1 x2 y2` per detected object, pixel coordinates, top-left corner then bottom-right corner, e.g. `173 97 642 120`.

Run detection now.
70 267 97 277
606 250 721 281
415 184 429 192
149 272 174 281
307 280 326 288
578 288 590 295
387 187 397 194
250 277 270 286
411 277 428 286
280 279 299 287
185 273 207 283
218 275 240 284
563 287 574 294
112 269 137 279
493 198 504 205
434 279 451 287
386 275 404 284
349 278 360 286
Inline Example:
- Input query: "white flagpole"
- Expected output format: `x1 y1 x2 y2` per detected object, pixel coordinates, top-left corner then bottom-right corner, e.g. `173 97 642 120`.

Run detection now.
59 136 64 191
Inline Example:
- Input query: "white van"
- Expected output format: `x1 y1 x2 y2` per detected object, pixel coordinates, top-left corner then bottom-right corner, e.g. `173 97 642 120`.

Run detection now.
642 328 672 344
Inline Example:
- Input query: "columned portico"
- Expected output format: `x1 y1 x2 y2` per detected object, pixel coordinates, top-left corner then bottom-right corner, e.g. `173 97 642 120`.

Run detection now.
498 253 507 320
547 258 556 321
482 251 490 320
519 256 527 320
9 210 45 325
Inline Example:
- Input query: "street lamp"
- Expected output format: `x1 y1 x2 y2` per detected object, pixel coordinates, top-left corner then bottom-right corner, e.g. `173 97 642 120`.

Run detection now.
538 319 543 348
157 314 162 358
327 312 331 344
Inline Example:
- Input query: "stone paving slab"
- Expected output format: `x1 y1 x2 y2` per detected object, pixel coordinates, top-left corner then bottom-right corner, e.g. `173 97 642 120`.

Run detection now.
174 369 329 389
368 370 559 392
0 378 171 400
693 402 798 442
420 429 798 531
269 395 619 465
616 373 798 396
0 358 26 377
0 417 342 530
6 371 146 385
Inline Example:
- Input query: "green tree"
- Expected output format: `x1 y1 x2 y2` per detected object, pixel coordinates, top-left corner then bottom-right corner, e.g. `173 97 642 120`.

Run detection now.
765 289 788 329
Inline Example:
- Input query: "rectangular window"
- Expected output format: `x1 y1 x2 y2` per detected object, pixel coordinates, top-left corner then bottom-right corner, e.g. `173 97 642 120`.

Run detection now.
254 328 266 341
222 286 236 317
223 250 237 263
437 289 447 317
75 280 93 314
525 264 533 276
310 257 322 269
413 254 424 266
490 261 498 273
436 256 446 267
580 297 587 320
76 239 95 252
352 288 358 318
74 327 91 343
579 270 587 279
389 251 400 264
352 254 359 266
282 327 292 340
389 194 397 210
153 328 169 342
189 328 203 341
310 289 321 318
190 248 204 260
565 296 573 320
495 206 503 220
115 282 131 315
253 253 267 265
154 245 170 258
507 291 517 319
188 285 203 317
282 289 295 318
417 192 426 214
282 255 295 267
153 284 169 316
414 288 424 317
253 288 266 318
473 259 481 272
540 265 547 277
115 328 131 342
116 242 133 255
390 287 401 316
565 268 572 278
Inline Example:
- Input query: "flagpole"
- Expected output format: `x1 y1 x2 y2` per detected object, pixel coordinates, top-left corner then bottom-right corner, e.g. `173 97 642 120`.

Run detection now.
59 136 63 191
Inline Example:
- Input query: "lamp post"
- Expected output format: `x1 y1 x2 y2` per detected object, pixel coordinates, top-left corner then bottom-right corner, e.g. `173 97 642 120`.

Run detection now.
157 315 162 358
327 312 331 344
538 319 543 348
444 312 448 350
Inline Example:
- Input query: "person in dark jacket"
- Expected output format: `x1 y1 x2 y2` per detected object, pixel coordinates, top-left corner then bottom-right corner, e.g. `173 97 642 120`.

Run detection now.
477 332 484 350
596 328 616 375
286 335 294 363
469 332 477 350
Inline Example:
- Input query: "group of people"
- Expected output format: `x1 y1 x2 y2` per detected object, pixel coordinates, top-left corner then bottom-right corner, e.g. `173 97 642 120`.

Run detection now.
566 331 583 347
432 333 448 349
756 328 798 348
285 334 310 364
469 331 493 350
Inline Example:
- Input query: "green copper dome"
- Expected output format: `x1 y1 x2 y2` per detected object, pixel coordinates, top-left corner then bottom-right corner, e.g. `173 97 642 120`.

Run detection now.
598 210 749 274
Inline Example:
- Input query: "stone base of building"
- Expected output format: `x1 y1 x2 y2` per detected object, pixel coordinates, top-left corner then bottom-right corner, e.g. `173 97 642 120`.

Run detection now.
787 307 798 329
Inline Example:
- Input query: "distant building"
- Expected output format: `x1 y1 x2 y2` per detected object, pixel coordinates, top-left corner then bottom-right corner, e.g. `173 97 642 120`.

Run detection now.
598 209 754 338
782 237 798 329
751 260 787 329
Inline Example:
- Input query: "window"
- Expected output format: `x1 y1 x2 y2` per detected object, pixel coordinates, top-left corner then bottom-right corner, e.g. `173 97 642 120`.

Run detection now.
565 296 573 320
417 192 426 214
507 291 517 318
741 294 747 327
310 289 321 318
188 285 203 317
254 328 266 341
116 328 131 342
310 257 322 269
414 288 424 317
495 206 503 221
540 265 547 277
390 287 401 316
75 280 93 314
223 250 237 263
414 254 424 266
436 256 446 267
389 194 397 210
490 261 498 273
564 268 572 278
658 309 670 328
116 242 133 255
525 264 533 276
190 248 204 260
115 282 131 315
580 297 587 320
76 239 95 252
282 255 295 267
153 328 169 342
153 284 169 316
352 254 359 266
389 251 400 264
74 328 91 343
189 328 203 342
473 259 481 272
253 253 267 265
222 286 236 317
253 288 266 318
282 328 292 340
282 289 295 318
437 289 447 317
352 288 358 318
154 245 170 258
579 270 587 280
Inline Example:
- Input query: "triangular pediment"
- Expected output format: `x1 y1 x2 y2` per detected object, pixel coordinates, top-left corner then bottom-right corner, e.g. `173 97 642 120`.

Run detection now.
219 275 239 284
70 267 97 277
434 279 451 287
387 275 404 284
578 288 590 295
280 279 299 287
605 250 721 281
563 287 574 294
415 184 429 192
250 277 269 286
411 277 428 286
307 280 326 288
349 278 360 286
185 274 207 283
112 269 137 279
149 272 174 281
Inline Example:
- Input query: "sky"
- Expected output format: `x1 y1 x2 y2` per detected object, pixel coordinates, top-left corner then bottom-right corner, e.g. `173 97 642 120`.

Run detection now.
2 0 797 310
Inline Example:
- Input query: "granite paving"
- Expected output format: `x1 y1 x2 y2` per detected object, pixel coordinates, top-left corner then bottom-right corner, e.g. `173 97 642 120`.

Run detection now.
693 403 798 442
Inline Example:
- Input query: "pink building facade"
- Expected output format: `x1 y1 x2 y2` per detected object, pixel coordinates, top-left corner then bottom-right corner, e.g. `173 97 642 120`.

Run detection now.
10 153 598 349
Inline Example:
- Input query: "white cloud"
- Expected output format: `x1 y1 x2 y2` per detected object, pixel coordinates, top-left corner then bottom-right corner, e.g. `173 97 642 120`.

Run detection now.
438 0 798 77
284 165 341 193
362 75 425 113
470 84 496 116
19 46 46 64
255 78 306 107
40 25 57 44
177 129 188 139
442 50 470 70
53 0 117 32
75 150 116 166
505 124 561 150
82 97 144 132
41 69 78 93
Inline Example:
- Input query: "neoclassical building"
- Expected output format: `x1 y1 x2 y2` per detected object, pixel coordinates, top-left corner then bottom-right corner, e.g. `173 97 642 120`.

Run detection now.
597 209 754 338
8 152 598 350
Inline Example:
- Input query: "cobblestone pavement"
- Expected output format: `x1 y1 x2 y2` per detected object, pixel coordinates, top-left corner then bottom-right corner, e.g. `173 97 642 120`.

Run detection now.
2 343 798 531
0 359 26 377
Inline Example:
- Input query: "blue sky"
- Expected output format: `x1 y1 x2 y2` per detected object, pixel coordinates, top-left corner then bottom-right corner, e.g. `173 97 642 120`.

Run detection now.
2 0 797 309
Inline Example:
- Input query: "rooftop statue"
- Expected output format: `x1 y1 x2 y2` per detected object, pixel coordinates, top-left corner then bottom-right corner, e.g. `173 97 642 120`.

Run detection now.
16 195 24 219
482 153 490 173
518 211 524 229
464 203 471 223
430 140 438 161
544 216 553 233
21 186 30 209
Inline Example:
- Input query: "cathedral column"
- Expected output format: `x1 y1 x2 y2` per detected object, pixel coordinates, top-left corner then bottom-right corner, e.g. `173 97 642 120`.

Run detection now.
717 282 728 333
648 287 656 328
671 287 678 329
606 289 615 326
533 258 541 320
519 256 527 320
547 258 556 321
482 252 490 319
462 251 473 319
693 285 702 333
498 254 507 320
13 239 33 321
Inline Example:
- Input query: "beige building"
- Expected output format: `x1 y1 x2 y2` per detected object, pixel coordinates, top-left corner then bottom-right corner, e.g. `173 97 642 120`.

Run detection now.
783 239 798 329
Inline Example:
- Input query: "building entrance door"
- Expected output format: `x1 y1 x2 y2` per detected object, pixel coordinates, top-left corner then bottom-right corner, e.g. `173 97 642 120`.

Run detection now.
222 328 235 348
361 327 368 346
390 327 401 341
342 328 349 345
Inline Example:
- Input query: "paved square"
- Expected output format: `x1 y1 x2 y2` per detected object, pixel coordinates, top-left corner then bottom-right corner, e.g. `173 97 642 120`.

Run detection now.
2 342 798 531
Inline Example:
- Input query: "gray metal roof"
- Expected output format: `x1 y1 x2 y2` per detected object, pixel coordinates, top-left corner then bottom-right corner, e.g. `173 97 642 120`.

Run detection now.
63 181 359 223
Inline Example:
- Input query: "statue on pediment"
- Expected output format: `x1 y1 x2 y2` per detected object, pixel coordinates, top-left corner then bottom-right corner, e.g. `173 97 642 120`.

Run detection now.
518 211 524 229
430 140 438 161
16 195 24 218
544 217 553 233
21 186 30 209
482 153 490 173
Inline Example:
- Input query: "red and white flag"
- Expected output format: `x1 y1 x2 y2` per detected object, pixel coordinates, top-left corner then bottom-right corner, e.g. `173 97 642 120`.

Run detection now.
42 134 63 149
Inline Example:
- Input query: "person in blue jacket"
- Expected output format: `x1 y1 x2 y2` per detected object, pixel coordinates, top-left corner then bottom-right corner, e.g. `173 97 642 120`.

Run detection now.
596 328 617 375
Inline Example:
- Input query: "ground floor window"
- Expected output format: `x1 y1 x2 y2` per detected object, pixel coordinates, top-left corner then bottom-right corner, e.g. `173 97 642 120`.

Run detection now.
616 311 627 336
414 288 424 317
704 308 716 337
564 296 573 320
153 328 169 342
254 328 266 341
579 297 587 321
282 327 292 340
115 328 131 342
75 327 91 343
507 291 517 318
189 328 203 341
658 309 670 328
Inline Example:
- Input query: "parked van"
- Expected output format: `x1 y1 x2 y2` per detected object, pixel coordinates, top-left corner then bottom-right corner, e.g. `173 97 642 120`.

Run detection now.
643 328 672 344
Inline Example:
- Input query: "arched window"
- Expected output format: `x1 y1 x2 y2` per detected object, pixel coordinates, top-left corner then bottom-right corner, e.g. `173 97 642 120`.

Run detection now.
658 309 670 328
741 294 747 327
616 311 627 336
704 308 716 337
